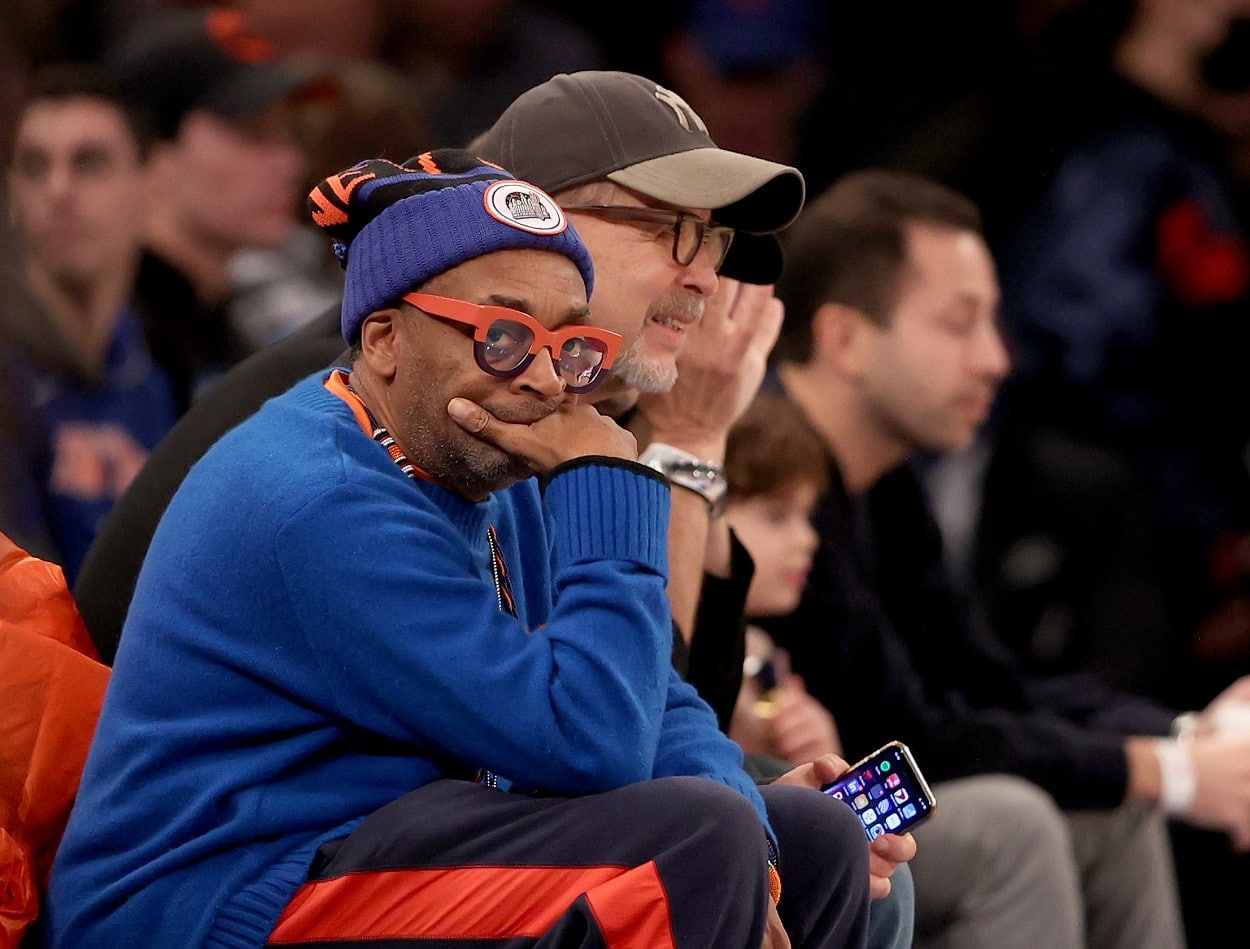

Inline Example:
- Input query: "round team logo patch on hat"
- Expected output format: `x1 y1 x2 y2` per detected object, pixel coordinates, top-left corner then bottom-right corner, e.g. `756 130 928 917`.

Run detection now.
484 180 567 235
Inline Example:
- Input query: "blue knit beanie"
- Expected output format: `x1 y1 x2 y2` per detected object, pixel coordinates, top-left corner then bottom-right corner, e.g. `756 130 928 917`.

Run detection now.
308 149 595 343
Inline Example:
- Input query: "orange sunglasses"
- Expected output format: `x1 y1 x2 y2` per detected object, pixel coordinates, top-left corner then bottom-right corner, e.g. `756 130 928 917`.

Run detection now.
401 292 622 394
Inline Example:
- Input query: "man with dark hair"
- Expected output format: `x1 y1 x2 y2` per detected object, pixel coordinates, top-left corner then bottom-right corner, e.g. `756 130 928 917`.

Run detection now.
767 168 1250 948
105 4 320 405
48 150 873 948
1 64 176 583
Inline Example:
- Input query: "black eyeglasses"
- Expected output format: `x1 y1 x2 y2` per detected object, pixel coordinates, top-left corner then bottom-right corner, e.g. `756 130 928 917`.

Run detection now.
562 204 735 270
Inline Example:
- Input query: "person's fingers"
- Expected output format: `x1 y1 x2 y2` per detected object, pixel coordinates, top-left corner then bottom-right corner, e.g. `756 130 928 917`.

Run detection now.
867 851 894 880
731 282 783 334
872 832 917 865
869 874 893 901
808 753 851 786
447 397 494 435
446 398 635 468
698 275 742 327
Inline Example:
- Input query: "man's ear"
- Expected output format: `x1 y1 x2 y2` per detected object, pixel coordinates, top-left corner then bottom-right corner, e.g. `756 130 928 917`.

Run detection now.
357 308 400 381
811 301 875 379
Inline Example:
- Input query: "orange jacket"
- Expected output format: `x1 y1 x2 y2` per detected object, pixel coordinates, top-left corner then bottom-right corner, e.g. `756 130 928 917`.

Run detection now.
0 534 109 948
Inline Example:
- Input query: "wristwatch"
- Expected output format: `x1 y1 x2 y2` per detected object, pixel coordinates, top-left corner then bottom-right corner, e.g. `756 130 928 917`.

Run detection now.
638 442 729 517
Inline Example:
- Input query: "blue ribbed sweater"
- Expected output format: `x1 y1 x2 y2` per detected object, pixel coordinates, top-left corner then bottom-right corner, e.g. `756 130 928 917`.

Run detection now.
46 372 766 947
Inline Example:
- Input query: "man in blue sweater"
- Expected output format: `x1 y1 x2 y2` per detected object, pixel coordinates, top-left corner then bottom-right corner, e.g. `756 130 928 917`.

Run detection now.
46 151 879 947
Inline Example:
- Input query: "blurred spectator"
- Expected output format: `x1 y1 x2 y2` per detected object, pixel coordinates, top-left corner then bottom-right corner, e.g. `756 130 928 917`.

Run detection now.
968 2 1250 939
380 0 606 146
660 0 828 165
226 0 601 149
292 60 433 192
104 4 325 403
0 64 177 585
230 58 435 349
231 0 385 64
783 1 1018 199
0 0 148 166
986 0 1250 707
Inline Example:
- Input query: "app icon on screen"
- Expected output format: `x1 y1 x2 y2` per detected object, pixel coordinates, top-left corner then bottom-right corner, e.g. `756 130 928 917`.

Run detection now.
868 824 885 840
902 803 917 819
861 811 877 828
880 760 891 772
884 813 902 830
829 789 845 800
845 779 862 794
892 789 909 805
860 770 874 783
869 785 886 800
876 800 891 816
852 794 869 810
885 773 901 789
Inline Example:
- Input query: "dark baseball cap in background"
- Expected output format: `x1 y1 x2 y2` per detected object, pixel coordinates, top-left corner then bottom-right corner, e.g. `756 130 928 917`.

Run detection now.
473 70 805 285
104 5 326 140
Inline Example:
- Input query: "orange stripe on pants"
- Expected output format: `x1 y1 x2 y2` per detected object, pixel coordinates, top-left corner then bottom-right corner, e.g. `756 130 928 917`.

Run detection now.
269 861 676 947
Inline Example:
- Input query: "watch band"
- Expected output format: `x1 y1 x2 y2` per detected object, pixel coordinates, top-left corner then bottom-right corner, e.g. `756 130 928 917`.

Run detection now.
638 442 729 518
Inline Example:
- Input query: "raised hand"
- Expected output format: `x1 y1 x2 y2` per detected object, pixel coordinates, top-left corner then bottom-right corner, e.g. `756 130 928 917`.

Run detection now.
633 277 784 456
447 396 637 473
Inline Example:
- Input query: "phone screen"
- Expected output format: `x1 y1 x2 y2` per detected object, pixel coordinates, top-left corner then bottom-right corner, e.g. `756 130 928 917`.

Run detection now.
821 741 936 841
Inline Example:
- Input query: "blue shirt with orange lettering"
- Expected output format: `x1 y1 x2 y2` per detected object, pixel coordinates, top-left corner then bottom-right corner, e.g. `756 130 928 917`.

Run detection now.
25 308 177 582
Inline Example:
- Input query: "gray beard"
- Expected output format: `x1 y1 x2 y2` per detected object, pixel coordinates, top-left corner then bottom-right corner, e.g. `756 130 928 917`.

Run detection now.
610 337 679 394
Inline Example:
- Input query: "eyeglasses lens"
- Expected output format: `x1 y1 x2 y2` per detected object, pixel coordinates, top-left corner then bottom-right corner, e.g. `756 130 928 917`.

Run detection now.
676 217 732 268
482 320 535 371
482 319 609 391
559 338 608 389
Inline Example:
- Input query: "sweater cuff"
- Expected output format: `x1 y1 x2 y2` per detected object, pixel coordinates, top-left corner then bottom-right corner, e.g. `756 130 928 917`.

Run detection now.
544 459 670 572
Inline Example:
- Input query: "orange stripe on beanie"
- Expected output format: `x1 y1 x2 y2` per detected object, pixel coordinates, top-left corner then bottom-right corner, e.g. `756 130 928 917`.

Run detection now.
306 149 594 344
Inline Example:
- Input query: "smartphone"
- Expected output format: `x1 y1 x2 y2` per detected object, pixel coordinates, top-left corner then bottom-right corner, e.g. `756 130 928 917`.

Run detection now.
820 741 936 841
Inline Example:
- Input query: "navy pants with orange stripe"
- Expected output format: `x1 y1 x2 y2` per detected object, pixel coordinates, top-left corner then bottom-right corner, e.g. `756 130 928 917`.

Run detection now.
268 776 870 948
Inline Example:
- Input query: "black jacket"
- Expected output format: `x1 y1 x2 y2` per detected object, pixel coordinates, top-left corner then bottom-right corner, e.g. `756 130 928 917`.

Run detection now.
764 457 1175 810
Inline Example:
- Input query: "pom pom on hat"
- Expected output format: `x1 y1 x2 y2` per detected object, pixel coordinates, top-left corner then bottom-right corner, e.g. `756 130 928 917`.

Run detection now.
308 149 595 343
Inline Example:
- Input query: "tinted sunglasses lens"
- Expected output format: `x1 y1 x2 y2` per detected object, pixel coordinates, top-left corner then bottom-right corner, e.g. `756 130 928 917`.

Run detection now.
482 319 536 371
559 337 609 390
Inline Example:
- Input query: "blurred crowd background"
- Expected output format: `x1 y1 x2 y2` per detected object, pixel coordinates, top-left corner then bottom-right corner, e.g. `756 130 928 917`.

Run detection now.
7 0 1250 939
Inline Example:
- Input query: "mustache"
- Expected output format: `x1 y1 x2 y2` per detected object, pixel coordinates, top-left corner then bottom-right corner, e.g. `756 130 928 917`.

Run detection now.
646 288 705 324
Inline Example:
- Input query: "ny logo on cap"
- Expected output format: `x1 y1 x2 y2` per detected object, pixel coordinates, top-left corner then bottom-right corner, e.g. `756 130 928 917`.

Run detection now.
654 85 708 135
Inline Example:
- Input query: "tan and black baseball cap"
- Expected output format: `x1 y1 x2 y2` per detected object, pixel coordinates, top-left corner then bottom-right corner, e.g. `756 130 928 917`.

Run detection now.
473 71 805 284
